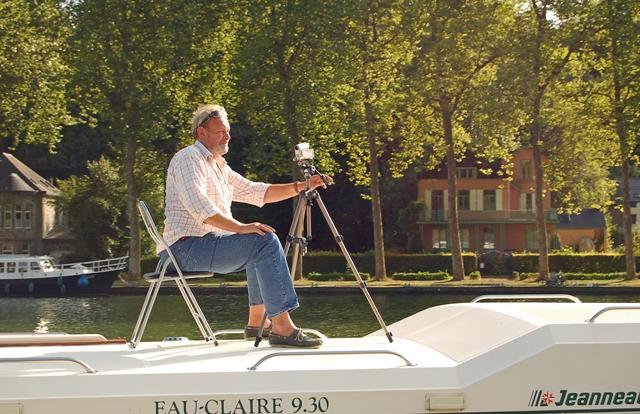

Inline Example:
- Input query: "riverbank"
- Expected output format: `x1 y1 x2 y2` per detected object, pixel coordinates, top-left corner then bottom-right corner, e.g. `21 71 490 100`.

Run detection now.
112 276 640 295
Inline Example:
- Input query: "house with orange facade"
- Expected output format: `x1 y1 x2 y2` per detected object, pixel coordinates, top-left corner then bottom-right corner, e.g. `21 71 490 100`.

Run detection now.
416 148 559 252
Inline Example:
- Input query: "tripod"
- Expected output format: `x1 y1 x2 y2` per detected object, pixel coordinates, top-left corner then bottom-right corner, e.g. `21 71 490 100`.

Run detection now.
253 164 393 346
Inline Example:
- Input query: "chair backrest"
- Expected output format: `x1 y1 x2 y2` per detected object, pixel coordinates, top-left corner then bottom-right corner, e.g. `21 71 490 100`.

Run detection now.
138 201 169 252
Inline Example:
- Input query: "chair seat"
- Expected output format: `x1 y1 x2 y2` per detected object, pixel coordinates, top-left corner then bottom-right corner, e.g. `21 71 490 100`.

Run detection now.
143 271 214 281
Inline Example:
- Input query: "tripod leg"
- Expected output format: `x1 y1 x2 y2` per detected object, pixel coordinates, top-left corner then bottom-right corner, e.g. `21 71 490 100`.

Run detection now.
313 192 394 343
254 194 307 347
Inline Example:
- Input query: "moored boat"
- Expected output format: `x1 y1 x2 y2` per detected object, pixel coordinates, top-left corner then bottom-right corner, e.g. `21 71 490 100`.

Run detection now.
0 255 127 296
0 294 638 413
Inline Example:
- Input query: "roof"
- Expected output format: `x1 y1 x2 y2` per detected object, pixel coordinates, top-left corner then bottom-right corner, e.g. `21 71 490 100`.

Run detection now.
0 153 58 195
556 208 606 229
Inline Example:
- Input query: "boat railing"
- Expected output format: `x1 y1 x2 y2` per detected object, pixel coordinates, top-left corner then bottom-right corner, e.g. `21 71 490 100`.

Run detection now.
248 350 414 371
0 357 97 374
471 294 582 303
56 256 128 273
586 305 640 322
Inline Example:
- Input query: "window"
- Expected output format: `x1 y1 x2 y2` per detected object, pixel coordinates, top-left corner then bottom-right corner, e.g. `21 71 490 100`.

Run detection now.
431 190 444 220
18 262 28 273
0 263 4 273
461 228 470 250
483 190 496 211
7 262 16 273
2 244 13 254
20 243 29 254
483 227 496 250
521 159 532 180
456 167 476 179
3 205 12 229
14 205 22 229
30 262 40 271
24 205 32 230
432 228 448 249
526 193 534 211
458 190 470 211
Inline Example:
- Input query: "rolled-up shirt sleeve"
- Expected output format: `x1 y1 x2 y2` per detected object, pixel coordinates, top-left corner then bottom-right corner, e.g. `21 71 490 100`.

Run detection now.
171 152 221 223
227 167 270 207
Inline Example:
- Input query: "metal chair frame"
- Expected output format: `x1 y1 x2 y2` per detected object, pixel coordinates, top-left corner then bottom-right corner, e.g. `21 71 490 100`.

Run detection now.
130 201 218 348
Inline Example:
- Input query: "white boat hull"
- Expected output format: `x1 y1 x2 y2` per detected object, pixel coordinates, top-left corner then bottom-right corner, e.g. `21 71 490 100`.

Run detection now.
1 301 639 414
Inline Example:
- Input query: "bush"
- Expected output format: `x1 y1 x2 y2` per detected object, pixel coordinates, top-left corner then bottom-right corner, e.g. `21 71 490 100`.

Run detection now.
468 271 481 280
391 271 450 281
562 272 625 280
511 271 519 280
511 253 634 274
302 252 477 274
305 272 370 281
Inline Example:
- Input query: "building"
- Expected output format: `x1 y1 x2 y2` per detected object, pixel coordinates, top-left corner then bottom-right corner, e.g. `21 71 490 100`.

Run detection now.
0 153 73 257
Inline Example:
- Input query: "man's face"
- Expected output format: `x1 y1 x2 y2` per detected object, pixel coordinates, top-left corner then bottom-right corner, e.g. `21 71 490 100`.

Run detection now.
198 117 230 156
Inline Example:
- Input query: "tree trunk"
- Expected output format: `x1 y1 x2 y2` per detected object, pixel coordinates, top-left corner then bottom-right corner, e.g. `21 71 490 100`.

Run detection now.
125 105 140 280
442 108 464 280
530 3 549 281
609 0 636 280
282 81 304 280
532 137 549 280
364 91 387 280
620 160 636 279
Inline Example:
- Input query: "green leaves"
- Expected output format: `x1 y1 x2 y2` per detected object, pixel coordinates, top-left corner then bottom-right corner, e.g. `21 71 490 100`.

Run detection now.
0 0 72 150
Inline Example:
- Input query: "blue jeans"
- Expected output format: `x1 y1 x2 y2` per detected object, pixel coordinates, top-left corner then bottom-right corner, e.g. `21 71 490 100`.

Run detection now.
159 232 299 318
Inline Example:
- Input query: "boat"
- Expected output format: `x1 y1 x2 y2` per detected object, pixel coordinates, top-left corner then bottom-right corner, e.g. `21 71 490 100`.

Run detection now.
0 294 639 413
0 255 128 296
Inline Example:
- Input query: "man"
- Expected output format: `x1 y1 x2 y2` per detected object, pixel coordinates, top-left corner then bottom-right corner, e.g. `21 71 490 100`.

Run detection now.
160 104 326 348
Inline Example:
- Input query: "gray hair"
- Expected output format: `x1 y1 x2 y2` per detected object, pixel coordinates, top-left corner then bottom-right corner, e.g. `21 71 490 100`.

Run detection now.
192 104 228 138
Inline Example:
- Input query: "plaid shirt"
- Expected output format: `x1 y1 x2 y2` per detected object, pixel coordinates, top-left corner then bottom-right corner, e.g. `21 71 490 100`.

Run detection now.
162 141 269 249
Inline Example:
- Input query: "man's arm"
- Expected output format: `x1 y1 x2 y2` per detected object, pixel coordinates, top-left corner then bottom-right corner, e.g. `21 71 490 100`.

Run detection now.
203 213 275 235
263 175 329 204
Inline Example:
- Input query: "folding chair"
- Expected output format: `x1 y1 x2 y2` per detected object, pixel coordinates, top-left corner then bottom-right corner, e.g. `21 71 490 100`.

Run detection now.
130 200 218 348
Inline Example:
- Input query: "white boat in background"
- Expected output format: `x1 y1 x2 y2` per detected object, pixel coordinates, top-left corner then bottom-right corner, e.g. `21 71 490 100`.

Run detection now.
0 255 127 296
0 294 639 414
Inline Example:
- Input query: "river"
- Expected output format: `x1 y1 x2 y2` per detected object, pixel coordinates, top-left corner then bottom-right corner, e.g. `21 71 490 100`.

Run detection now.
0 292 638 340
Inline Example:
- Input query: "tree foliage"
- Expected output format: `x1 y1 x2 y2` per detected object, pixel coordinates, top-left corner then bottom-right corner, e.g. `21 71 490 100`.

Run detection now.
0 0 72 150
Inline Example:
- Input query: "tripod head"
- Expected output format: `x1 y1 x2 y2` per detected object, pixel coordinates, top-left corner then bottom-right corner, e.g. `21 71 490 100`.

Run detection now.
293 142 331 186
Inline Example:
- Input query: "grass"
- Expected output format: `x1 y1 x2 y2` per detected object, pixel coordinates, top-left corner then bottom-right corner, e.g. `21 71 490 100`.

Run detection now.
114 274 640 289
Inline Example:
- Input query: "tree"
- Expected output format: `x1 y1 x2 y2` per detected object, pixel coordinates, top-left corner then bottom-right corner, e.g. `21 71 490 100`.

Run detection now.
399 0 518 280
68 0 238 278
508 0 595 279
0 0 71 150
56 158 128 260
585 0 640 278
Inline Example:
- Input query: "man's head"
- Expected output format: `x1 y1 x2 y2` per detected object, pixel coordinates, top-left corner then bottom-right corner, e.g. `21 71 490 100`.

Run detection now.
192 104 231 156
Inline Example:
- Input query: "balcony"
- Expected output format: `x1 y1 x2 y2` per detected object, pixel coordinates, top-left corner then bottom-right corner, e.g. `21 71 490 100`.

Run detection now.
419 209 558 224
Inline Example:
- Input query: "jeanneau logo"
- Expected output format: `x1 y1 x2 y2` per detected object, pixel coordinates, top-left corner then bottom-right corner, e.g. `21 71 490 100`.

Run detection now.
529 390 640 407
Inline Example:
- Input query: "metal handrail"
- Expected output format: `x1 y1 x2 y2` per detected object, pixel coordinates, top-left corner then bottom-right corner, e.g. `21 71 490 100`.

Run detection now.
248 350 414 370
57 256 128 272
0 357 97 373
586 306 640 322
471 294 581 303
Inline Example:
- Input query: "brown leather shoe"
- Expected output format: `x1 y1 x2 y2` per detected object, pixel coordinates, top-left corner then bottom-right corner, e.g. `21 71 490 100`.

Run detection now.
268 329 323 348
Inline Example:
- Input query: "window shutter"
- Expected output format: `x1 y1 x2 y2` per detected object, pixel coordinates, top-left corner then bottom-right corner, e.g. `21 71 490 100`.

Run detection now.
496 189 503 211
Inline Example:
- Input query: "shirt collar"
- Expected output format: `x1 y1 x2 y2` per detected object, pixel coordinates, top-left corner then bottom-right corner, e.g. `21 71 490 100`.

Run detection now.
194 140 212 159
193 140 227 167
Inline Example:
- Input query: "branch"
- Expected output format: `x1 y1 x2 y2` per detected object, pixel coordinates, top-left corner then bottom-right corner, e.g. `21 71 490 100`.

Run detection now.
452 53 501 112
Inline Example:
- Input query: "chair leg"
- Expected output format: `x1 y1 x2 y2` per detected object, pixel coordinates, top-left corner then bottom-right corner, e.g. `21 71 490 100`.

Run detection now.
130 280 162 348
174 278 218 345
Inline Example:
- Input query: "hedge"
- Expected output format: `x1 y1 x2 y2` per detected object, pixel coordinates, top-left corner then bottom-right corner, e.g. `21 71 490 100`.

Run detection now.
306 272 370 281
391 271 450 281
517 272 625 280
511 253 639 273
300 252 477 275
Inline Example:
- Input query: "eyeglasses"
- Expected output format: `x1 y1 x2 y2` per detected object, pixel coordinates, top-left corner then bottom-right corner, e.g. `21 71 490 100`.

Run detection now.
198 110 222 129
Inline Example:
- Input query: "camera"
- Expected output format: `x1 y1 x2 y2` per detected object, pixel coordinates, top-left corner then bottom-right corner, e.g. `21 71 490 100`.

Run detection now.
293 142 315 164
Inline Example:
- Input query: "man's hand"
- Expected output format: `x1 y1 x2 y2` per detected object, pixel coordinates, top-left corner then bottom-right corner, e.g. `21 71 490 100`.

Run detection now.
236 222 276 236
308 174 333 190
